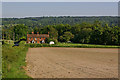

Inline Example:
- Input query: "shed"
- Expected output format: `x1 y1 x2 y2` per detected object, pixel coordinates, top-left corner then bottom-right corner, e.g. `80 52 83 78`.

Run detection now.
49 41 55 44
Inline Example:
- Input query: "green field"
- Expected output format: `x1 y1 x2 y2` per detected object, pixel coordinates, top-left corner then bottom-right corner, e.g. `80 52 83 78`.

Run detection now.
2 41 30 78
26 43 120 48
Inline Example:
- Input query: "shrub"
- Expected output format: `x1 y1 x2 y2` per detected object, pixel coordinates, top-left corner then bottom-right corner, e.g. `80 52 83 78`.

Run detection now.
19 41 26 46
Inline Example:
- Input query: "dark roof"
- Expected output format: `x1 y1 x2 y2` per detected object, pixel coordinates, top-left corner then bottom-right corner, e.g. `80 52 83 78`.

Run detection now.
27 34 49 38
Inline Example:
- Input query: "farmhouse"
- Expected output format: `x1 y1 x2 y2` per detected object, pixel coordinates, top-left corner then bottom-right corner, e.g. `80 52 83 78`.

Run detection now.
26 32 49 44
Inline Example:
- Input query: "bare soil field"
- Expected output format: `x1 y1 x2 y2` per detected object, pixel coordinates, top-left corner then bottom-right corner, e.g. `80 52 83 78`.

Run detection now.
25 47 118 78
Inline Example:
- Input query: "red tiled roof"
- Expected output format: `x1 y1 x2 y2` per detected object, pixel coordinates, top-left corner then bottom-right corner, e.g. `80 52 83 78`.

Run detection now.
27 34 49 38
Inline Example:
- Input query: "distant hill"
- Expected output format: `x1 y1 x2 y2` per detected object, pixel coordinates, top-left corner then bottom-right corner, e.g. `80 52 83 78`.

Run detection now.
2 16 118 28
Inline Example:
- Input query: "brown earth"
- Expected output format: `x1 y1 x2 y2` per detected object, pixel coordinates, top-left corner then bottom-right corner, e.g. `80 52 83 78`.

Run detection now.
25 47 118 78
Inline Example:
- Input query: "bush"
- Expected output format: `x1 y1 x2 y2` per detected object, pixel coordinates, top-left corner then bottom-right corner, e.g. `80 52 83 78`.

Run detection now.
19 41 26 46
45 38 51 43
51 39 58 44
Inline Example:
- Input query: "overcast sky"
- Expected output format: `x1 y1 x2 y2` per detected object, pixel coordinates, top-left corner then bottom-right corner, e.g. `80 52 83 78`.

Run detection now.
1 0 119 18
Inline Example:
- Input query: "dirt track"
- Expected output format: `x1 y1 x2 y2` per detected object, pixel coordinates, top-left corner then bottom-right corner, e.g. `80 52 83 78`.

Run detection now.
25 48 118 78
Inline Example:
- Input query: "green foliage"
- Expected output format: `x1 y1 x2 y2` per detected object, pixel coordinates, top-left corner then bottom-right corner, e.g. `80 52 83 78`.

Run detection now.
45 38 58 44
13 24 28 41
55 43 120 48
25 43 120 48
60 32 74 42
20 36 26 40
25 43 51 47
51 39 58 44
19 41 26 46
2 40 14 45
2 16 118 27
34 26 39 34
74 28 92 43
2 17 120 45
2 43 30 78
47 26 58 39
45 38 51 43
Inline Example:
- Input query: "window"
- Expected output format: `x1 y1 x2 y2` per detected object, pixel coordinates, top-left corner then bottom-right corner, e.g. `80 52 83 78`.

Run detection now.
32 40 34 43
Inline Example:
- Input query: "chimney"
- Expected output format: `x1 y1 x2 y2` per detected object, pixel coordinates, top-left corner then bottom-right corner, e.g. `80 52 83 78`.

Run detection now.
48 32 49 35
32 32 34 34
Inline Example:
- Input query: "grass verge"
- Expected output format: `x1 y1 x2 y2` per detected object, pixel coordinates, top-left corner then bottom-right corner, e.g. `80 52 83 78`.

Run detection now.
2 42 31 79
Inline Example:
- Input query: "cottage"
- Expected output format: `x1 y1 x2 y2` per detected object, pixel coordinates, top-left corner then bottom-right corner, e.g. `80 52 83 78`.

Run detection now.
26 32 49 44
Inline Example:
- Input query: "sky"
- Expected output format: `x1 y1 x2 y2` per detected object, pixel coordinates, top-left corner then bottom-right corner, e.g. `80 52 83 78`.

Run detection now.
1 0 120 2
1 1 119 18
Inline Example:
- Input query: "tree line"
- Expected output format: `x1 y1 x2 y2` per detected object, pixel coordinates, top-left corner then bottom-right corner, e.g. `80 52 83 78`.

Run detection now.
2 16 118 27
2 20 119 45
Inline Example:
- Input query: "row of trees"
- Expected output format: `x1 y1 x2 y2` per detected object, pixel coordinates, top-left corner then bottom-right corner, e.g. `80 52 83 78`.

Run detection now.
2 21 120 45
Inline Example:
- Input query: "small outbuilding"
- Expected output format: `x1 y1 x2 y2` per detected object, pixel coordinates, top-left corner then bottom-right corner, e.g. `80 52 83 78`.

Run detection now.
49 41 55 44
67 41 71 43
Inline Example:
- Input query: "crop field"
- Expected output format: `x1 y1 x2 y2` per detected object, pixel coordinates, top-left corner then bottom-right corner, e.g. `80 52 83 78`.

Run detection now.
26 47 118 78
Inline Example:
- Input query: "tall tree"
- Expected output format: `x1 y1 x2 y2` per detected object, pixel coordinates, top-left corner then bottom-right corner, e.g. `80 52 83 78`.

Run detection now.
13 24 28 40
60 31 74 42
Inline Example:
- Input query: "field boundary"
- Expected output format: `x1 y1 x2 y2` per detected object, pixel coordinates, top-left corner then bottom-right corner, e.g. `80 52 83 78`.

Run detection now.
25 43 120 48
